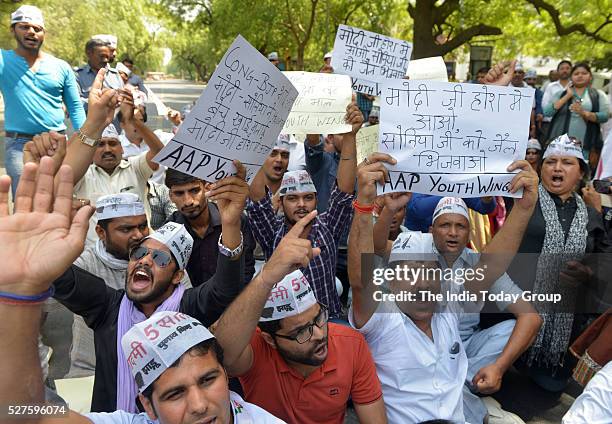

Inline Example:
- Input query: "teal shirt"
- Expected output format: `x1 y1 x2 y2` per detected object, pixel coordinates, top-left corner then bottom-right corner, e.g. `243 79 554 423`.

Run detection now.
0 49 85 134
544 87 609 142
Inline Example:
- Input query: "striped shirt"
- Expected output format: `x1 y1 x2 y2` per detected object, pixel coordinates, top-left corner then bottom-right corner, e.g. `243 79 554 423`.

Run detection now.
246 186 354 317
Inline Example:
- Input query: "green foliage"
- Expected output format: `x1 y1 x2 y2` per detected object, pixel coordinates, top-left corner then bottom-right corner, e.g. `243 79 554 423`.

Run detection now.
0 0 163 72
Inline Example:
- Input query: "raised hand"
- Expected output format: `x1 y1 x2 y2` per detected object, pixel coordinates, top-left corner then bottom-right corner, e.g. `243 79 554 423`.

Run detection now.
23 131 67 174
81 68 122 138
346 95 364 135
484 60 517 86
206 160 250 225
0 158 94 296
118 89 136 122
356 153 397 204
260 211 321 287
383 192 412 213
507 159 539 211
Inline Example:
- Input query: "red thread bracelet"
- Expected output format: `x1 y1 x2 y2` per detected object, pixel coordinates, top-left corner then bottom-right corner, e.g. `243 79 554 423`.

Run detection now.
352 200 375 214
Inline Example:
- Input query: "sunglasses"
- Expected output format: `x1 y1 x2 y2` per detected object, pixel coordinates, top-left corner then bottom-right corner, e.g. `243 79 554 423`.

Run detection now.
129 246 173 268
274 304 329 344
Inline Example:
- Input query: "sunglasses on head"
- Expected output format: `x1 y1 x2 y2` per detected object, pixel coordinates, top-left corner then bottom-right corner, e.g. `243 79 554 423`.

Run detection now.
129 246 173 268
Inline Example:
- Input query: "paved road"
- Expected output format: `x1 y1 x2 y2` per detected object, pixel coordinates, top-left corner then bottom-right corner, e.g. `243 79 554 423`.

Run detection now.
0 79 205 172
0 81 577 423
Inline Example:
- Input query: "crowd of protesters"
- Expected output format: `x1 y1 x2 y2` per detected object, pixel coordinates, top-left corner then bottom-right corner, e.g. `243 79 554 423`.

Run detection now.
1 5 611 424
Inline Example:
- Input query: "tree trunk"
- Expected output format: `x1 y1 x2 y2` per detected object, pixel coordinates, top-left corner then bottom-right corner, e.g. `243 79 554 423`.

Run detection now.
411 0 442 59
296 44 306 70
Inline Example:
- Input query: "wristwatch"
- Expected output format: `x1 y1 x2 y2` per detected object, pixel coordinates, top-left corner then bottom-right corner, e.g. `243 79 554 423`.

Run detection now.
218 232 244 258
77 129 99 147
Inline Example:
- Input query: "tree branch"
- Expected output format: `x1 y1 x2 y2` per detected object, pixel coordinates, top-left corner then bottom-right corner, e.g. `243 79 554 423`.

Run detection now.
441 23 502 55
284 0 301 43
525 0 611 43
343 2 363 24
433 0 460 26
302 0 319 47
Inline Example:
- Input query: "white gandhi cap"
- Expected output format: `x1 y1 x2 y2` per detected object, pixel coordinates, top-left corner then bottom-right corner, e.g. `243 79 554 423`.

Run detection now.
432 197 469 224
260 270 318 321
389 231 437 263
11 5 44 29
145 222 194 270
121 311 214 392
96 193 145 220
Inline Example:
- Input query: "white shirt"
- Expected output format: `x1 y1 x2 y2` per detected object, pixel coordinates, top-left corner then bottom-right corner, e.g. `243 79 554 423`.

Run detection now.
349 300 467 423
287 134 306 171
119 130 169 184
542 80 571 122
562 362 612 423
74 152 153 246
85 391 286 424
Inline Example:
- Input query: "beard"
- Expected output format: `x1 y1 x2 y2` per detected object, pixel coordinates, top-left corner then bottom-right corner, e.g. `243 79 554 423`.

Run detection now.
125 265 174 304
276 337 328 366
104 235 129 261
16 34 43 52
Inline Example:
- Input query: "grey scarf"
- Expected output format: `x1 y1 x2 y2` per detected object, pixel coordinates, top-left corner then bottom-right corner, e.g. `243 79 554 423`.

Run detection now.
526 185 588 368
94 239 129 270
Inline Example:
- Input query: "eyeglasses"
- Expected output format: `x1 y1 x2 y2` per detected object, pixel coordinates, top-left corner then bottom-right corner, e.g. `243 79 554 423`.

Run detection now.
129 246 173 268
274 304 329 344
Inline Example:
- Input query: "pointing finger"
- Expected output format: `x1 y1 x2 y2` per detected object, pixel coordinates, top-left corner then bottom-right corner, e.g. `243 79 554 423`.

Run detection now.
286 210 318 238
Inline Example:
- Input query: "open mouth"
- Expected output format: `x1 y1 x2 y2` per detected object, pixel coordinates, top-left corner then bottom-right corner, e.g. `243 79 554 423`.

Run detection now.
131 267 152 291
102 153 115 160
294 209 308 218
446 240 459 248
551 175 564 187
273 165 283 174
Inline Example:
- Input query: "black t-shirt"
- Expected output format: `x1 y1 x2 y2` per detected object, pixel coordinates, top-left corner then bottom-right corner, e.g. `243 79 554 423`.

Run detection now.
53 252 244 412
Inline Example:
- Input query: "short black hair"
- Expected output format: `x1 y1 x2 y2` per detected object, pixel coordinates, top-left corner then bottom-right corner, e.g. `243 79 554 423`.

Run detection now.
571 62 591 76
257 318 282 335
141 338 224 403
97 218 111 231
165 169 204 189
117 108 148 124
476 67 490 74
122 57 134 65
86 38 109 54
557 60 572 70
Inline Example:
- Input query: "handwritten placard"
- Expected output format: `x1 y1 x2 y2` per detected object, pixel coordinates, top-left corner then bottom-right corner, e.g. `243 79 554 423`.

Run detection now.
154 35 298 183
356 125 379 162
378 80 534 197
406 57 448 82
281 71 352 134
331 24 412 96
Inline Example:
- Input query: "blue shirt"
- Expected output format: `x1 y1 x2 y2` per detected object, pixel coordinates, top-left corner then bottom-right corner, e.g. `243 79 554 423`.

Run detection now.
404 193 497 232
304 137 338 212
0 49 85 134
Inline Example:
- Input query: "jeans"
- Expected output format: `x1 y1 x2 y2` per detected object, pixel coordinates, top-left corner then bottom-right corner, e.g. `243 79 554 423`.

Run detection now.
4 135 32 197
462 319 516 424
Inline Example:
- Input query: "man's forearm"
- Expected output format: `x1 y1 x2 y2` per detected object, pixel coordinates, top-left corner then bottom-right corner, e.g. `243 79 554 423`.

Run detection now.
61 119 106 185
0 305 45 407
248 168 267 202
468 204 534 291
348 207 378 328
337 133 357 193
373 208 393 256
134 120 164 154
212 273 271 367
495 311 542 372
220 218 242 252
